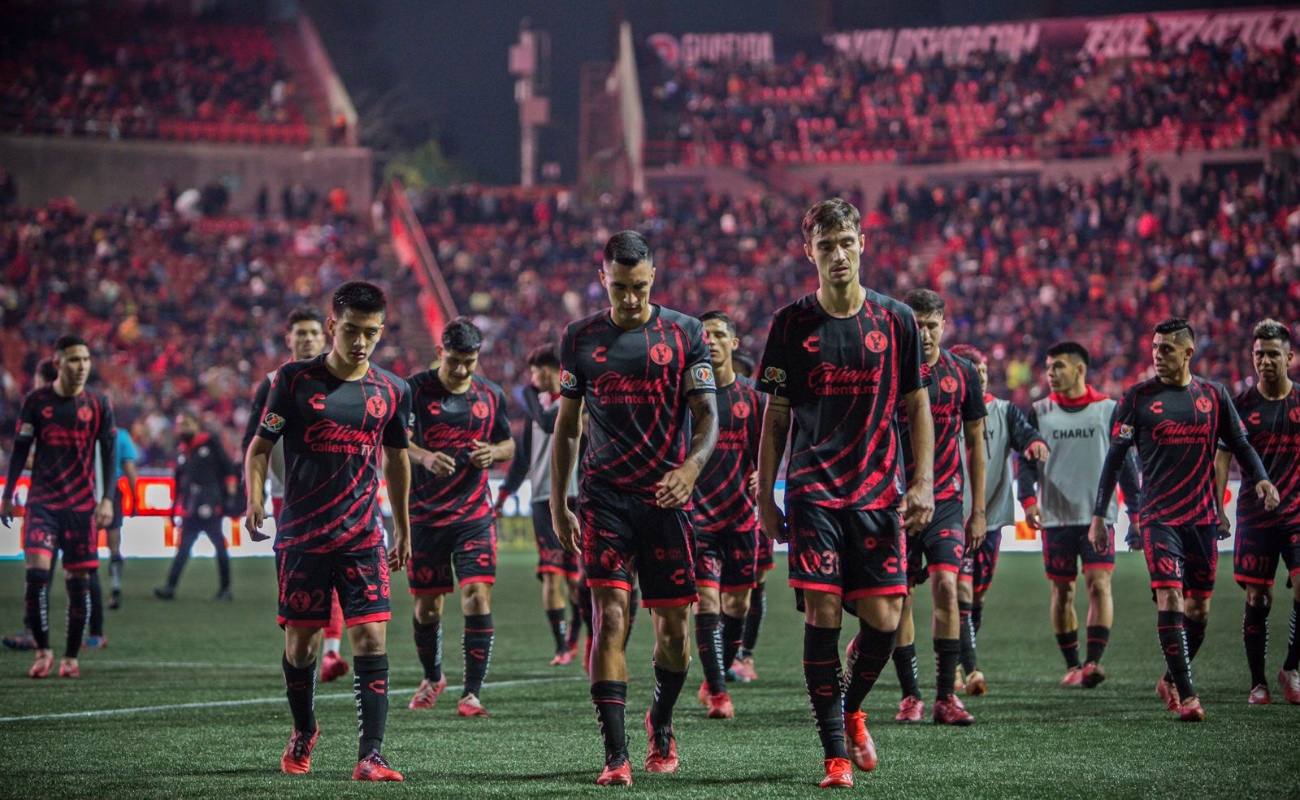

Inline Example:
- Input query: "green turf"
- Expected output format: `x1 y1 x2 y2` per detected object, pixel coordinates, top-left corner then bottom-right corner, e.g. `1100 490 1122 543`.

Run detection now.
0 552 1297 798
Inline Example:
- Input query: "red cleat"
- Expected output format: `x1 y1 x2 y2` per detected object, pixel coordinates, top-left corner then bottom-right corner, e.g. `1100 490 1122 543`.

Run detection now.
895 695 925 723
1248 684 1272 705
729 656 758 683
408 676 448 710
596 758 633 786
1177 696 1206 722
819 757 853 788
1080 662 1106 689
280 725 319 774
705 692 735 719
550 649 574 666
697 681 710 706
932 695 975 726
643 710 679 773
1060 667 1084 687
320 650 349 683
457 694 490 717
1280 668 1300 705
965 669 987 696
58 658 79 679
1156 677 1181 712
353 750 403 781
29 650 54 679
843 710 877 772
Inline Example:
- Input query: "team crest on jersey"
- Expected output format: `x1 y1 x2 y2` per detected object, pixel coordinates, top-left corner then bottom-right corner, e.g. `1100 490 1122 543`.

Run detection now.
650 343 674 366
940 376 959 393
77 406 94 423
560 369 577 391
1195 397 1212 414
1115 423 1134 440
367 395 388 419
1291 406 1300 424
263 412 286 432
18 423 34 438
733 401 750 419
763 366 786 383
864 331 888 353
472 400 489 420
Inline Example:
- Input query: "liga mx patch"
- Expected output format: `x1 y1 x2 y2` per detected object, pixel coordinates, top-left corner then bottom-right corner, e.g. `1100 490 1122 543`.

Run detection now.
763 366 786 383
263 412 286 433
1115 423 1134 440
18 422 34 439
560 369 578 391
688 363 716 391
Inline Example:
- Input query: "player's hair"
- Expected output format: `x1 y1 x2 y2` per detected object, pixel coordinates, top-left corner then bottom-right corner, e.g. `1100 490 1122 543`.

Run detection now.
733 351 756 378
1252 318 1291 346
700 310 737 338
54 334 88 354
604 230 652 268
441 317 483 354
1046 341 1090 367
904 289 945 316
802 197 861 242
176 408 200 424
332 281 387 318
526 344 560 369
35 358 58 383
286 307 325 331
950 343 986 365
1154 317 1195 345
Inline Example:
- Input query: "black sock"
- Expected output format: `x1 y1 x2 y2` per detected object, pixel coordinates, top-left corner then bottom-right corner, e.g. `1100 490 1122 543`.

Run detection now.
463 613 494 698
1085 625 1111 665
353 654 388 759
971 601 984 634
893 642 922 700
722 612 745 668
741 582 766 657
88 568 104 637
1056 630 1081 669
109 556 124 593
282 654 317 734
25 568 51 650
844 620 897 713
803 624 847 759
934 638 960 701
1243 603 1269 687
649 661 688 731
1157 610 1195 699
1285 600 1300 671
65 575 90 658
413 618 442 682
546 608 568 654
958 600 977 673
1185 616 1207 662
592 680 629 764
567 599 582 649
694 612 726 694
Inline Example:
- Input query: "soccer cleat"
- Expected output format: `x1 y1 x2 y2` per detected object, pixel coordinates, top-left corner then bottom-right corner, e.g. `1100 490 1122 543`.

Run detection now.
28 650 54 679
84 635 107 650
729 656 758 683
280 725 319 774
4 631 35 651
697 681 710 706
1177 697 1206 722
895 695 925 723
1279 668 1300 705
108 591 121 610
965 669 987 696
1156 677 1181 712
409 676 448 709
819 757 854 788
643 710 679 773
58 658 79 678
320 650 350 683
843 710 877 772
932 695 975 726
214 589 233 602
1248 684 1272 705
705 691 735 719
1080 662 1106 689
153 586 175 600
457 694 490 717
1060 667 1084 687
953 666 966 693
550 649 574 666
353 750 403 782
596 757 633 786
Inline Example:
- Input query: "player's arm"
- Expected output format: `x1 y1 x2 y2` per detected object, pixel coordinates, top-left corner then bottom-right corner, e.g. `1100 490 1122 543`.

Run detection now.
900 386 936 535
656 391 718 509
1 396 37 527
1090 394 1138 552
964 416 987 549
244 435 273 539
94 404 117 530
1017 406 1044 531
1007 403 1049 462
383 445 412 570
471 389 515 470
757 395 791 542
495 425 529 514
550 395 584 553
1217 387 1279 512
1214 449 1233 537
241 376 271 462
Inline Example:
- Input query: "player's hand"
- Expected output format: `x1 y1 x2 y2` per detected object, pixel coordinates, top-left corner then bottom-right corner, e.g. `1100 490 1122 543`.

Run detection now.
758 499 788 543
554 505 581 554
388 524 411 571
966 510 987 550
94 498 113 530
0 499 14 528
655 463 700 509
245 501 268 542
1024 503 1044 531
1125 517 1141 551
1024 441 1050 461
1088 516 1110 554
469 440 496 470
1257 480 1280 513
1217 509 1232 540
900 481 935 536
492 488 508 518
426 451 456 478
747 470 759 499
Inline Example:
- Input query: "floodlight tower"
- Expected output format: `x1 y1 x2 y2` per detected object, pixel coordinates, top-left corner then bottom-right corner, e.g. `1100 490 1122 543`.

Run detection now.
509 20 551 187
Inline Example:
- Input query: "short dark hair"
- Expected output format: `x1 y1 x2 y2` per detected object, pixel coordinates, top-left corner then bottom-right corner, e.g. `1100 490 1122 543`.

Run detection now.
286 307 325 331
1046 341 1090 367
441 317 483 354
802 197 861 242
54 334 88 354
604 230 651 268
527 344 560 369
332 281 387 318
35 358 58 383
699 310 737 338
904 289 945 316
950 343 986 365
1154 317 1195 345
1252 318 1291 346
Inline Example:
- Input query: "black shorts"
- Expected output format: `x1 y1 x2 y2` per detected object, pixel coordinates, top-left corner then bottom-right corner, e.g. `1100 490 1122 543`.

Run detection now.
755 531 775 573
276 546 391 628
533 500 579 580
907 499 965 586
1233 523 1300 588
23 504 98 570
959 528 1002 593
695 525 759 593
1143 522 1218 598
785 500 908 602
580 490 698 608
407 519 497 595
1042 525 1115 582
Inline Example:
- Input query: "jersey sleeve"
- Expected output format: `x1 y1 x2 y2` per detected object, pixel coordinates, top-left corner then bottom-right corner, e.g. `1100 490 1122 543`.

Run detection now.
382 379 412 450
756 311 791 398
491 386 512 443
897 308 927 395
97 397 117 502
683 319 717 396
1093 388 1139 517
960 361 988 421
255 367 293 443
1215 383 1268 485
242 376 272 456
558 323 585 400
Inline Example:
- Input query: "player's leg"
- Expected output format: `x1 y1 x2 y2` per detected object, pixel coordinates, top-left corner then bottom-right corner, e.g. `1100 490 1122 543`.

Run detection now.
1078 524 1115 687
892 588 924 718
962 527 1000 694
57 510 98 677
719 588 751 683
956 562 976 690
277 550 327 775
534 500 572 662
1044 526 1083 684
1146 523 1202 719
155 520 200 598
1236 523 1278 702
107 493 124 609
735 530 773 681
453 520 497 716
1278 529 1300 703
565 570 582 654
204 517 232 600
930 568 971 724
694 582 728 709
319 591 348 682
1180 526 1220 707
407 523 452 709
87 566 105 646
716 527 756 693
20 509 55 677
343 547 401 781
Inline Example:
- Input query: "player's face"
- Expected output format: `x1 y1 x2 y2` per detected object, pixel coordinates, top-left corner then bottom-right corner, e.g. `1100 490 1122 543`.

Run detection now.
530 364 560 394
286 320 326 361
1253 338 1293 384
703 320 737 369
329 310 385 368
175 415 200 440
601 260 655 328
805 226 863 289
438 348 480 390
1151 333 1193 380
55 345 91 389
973 360 988 393
914 311 946 360
1046 355 1084 394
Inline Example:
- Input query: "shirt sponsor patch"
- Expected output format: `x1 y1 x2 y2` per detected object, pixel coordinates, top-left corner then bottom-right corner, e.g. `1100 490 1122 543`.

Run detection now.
263 412 286 433
560 369 578 391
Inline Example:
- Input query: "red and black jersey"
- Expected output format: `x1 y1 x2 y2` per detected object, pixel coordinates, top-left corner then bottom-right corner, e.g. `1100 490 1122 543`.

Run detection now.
1096 376 1267 526
1230 384 1300 528
694 376 765 535
6 386 115 512
757 290 927 511
407 371 511 526
559 305 716 502
898 349 987 502
255 354 411 553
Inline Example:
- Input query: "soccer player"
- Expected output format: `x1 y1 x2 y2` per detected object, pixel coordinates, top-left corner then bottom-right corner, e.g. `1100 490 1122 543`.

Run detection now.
245 281 411 780
497 344 582 666
1 335 116 679
154 411 236 600
1019 341 1140 688
405 318 514 717
1213 319 1300 704
890 289 986 726
949 343 1048 695
730 349 770 684
691 310 764 719
1091 317 1278 722
757 199 934 788
551 230 718 786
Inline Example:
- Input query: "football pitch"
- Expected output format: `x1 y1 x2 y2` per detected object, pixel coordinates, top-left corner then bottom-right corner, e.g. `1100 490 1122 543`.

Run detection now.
0 551 1296 798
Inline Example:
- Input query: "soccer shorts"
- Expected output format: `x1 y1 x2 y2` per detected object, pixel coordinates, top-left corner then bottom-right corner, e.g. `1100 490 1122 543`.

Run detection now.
1143 522 1218 597
755 530 775 573
694 525 759 593
580 489 698 608
532 499 579 580
959 528 1003 593
407 519 497 595
1042 524 1115 582
23 504 98 570
785 500 908 602
1233 523 1300 588
276 546 391 628
907 499 965 586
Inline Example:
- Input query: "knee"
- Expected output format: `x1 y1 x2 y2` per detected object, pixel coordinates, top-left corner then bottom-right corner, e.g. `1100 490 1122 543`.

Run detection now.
1244 587 1271 610
285 635 319 667
1050 581 1075 605
462 586 491 616
932 576 959 609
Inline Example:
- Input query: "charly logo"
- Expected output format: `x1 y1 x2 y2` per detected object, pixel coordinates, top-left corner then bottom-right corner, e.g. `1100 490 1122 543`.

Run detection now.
560 369 578 391
803 335 820 353
263 412 286 433
310 393 326 411
763 366 787 383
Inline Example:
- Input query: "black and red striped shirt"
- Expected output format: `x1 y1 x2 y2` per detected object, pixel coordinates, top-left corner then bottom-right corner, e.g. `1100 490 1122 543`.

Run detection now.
898 349 986 502
1230 384 1300 529
694 376 764 535
7 386 115 512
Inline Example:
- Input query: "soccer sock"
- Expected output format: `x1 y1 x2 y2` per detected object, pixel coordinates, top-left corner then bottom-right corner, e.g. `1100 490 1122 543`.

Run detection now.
109 556 124 594
353 654 388 759
1085 625 1111 665
64 574 90 658
1185 616 1207 662
1243 603 1269 688
567 599 582 650
803 624 847 760
1056 630 1081 669
843 620 897 713
413 619 443 682
649 661 688 731
591 680 629 763
1157 610 1195 699
892 643 922 700
934 638 961 701
25 568 50 650
88 568 104 637
721 612 746 669
462 613 494 698
1285 600 1300 672
546 608 568 654
323 638 341 656
741 582 766 658
694 612 726 695
282 654 317 734
958 600 977 673
972 601 984 634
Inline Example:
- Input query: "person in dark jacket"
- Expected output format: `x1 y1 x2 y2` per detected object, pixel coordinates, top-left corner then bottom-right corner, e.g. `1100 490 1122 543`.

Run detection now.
155 411 236 600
